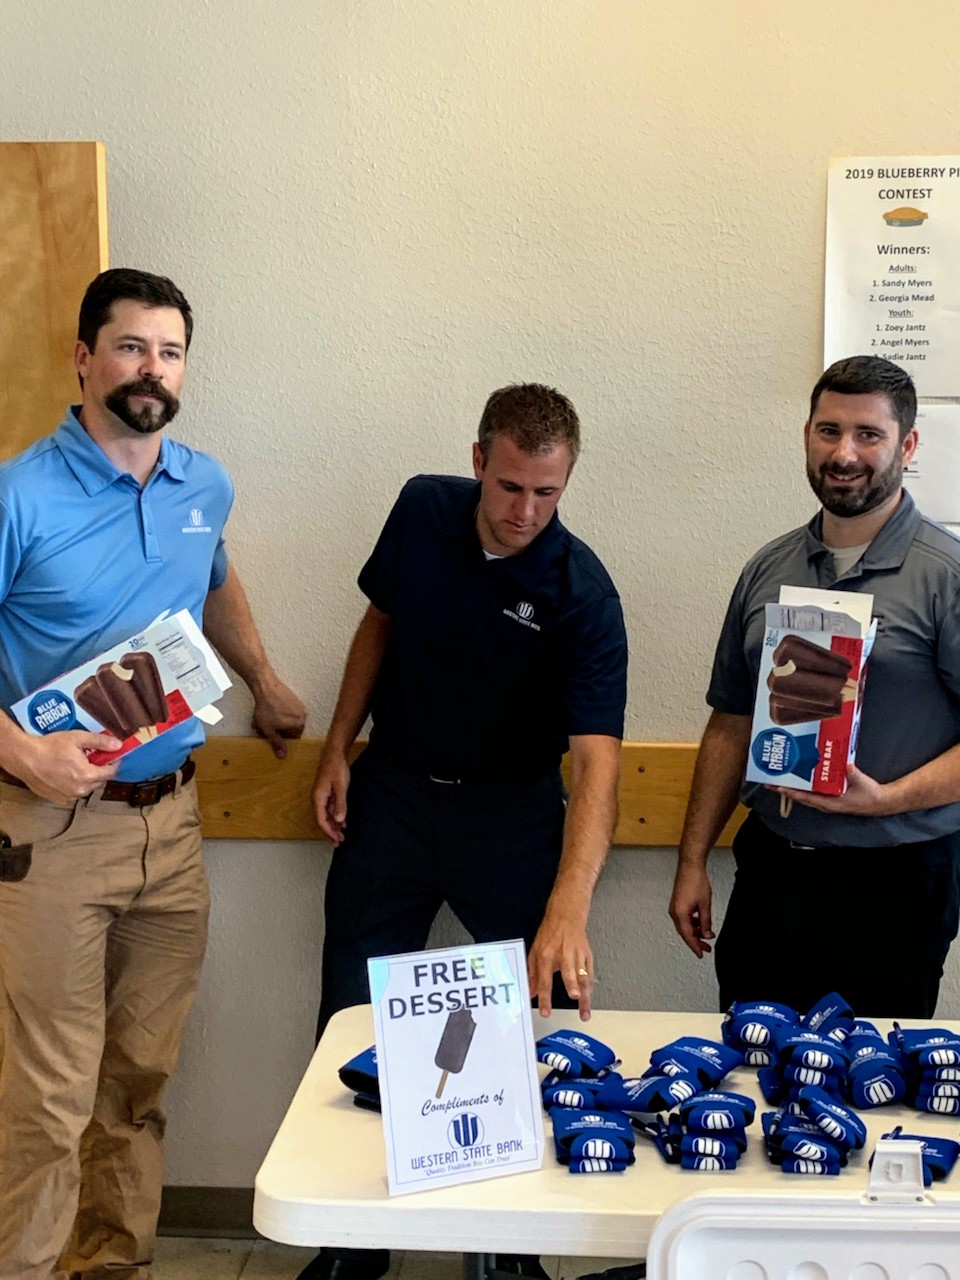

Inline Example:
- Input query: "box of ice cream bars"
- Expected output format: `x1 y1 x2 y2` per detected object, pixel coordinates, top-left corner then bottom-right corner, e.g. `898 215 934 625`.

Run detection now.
745 586 876 796
11 609 231 766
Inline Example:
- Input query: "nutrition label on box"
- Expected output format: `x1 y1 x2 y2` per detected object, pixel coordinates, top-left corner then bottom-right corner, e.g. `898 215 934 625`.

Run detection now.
155 618 223 701
824 155 960 396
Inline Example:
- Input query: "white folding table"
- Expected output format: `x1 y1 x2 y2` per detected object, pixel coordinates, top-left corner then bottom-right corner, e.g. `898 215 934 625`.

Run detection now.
254 1007 960 1277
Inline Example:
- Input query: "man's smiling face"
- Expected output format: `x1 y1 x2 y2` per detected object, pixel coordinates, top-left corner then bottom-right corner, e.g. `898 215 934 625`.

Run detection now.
804 389 916 519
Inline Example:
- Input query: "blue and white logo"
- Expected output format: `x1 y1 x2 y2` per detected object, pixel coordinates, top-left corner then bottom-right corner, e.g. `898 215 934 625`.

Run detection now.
27 690 79 734
751 728 820 781
448 1112 483 1148
181 507 213 534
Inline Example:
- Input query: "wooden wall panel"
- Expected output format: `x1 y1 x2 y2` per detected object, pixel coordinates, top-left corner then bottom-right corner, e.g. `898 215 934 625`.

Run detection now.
193 737 746 847
0 142 108 460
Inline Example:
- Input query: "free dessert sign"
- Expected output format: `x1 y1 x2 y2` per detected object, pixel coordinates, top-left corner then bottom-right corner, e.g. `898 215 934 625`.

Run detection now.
368 939 544 1196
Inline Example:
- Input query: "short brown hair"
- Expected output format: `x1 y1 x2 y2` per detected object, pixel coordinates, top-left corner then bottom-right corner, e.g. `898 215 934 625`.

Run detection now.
809 356 916 442
477 383 580 465
78 268 193 352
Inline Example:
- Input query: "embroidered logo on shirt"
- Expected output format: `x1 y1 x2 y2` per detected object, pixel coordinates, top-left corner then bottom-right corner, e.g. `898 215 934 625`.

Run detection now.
503 601 540 631
181 507 212 534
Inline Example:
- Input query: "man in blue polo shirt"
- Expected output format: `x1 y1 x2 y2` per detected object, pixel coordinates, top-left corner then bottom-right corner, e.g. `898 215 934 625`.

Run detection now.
0 268 305 1280
303 384 627 1280
670 355 960 1019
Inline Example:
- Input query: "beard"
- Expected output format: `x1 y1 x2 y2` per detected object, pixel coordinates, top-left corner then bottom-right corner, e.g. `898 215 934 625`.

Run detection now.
806 450 904 518
104 379 180 434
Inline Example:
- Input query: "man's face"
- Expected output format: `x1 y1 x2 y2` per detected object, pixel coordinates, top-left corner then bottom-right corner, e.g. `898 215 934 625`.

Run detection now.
472 433 572 556
804 389 917 519
75 298 186 435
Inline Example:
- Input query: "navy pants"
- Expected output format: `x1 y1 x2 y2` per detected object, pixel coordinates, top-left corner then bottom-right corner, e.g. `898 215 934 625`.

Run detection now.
317 748 570 1040
715 811 960 1019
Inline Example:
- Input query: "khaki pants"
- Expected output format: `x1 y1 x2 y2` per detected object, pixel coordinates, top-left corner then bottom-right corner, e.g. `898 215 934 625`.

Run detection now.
0 777 208 1280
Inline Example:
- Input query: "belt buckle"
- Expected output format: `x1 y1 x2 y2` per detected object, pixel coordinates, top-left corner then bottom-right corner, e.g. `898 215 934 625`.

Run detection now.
130 780 160 807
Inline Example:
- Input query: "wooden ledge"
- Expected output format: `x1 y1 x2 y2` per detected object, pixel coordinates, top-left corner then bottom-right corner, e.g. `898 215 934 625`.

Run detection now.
193 738 745 846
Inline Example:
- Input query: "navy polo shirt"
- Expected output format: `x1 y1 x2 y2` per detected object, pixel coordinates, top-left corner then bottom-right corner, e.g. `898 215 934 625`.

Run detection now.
359 475 627 782
0 408 233 780
709 491 960 846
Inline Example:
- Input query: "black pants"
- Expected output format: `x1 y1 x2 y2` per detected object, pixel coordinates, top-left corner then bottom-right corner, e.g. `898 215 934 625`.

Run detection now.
317 748 571 1041
714 811 960 1019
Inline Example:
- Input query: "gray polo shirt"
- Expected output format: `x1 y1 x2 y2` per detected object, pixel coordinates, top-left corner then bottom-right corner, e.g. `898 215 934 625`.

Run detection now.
709 491 960 847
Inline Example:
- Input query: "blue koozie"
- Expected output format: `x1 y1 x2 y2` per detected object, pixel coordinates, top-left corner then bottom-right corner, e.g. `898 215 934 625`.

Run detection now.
338 1045 379 1097
596 1072 700 1114
541 1073 605 1111
536 1031 618 1077
798 1086 866 1151
680 1091 755 1131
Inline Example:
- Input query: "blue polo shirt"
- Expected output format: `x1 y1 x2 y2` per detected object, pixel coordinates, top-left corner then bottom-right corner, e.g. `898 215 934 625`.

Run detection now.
0 408 233 781
709 491 960 846
359 475 627 782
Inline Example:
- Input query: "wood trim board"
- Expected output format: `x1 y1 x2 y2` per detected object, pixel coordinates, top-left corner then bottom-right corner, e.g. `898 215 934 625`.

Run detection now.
194 738 745 847
0 141 108 460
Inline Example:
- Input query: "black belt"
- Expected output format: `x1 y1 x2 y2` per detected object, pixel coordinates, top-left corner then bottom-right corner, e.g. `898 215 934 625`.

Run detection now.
0 758 195 806
737 811 823 853
417 761 556 788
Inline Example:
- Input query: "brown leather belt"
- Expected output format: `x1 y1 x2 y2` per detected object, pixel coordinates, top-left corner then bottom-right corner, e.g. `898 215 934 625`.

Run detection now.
0 758 196 807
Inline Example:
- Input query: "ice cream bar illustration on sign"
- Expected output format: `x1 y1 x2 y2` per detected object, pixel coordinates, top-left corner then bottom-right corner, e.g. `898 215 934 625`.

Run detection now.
767 634 855 726
434 1008 477 1098
75 652 169 743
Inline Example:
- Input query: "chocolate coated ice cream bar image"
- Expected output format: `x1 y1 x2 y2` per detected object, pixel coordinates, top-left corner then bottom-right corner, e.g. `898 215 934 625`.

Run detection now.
767 634 855 727
75 652 168 743
119 652 168 725
771 634 852 679
434 1008 477 1098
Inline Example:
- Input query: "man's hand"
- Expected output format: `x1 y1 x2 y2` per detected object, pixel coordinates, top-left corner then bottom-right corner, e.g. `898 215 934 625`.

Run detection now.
771 764 892 817
12 731 123 804
668 709 749 961
527 897 594 1022
204 565 307 757
669 862 715 958
312 750 351 845
251 676 306 759
526 733 619 1021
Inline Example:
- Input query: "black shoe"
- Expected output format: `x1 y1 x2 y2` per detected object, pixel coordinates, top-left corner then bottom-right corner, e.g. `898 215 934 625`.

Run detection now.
490 1257 551 1280
295 1247 391 1280
577 1265 646 1280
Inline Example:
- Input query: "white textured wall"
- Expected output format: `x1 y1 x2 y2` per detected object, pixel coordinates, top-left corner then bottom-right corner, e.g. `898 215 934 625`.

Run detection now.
4 0 959 1185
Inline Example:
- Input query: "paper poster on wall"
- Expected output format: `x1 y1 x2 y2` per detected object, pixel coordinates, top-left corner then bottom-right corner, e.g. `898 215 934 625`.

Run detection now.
824 156 960 396
368 939 544 1196
903 404 960 523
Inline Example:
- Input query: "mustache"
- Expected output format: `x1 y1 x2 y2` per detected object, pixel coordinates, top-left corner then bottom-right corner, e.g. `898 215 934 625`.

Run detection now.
822 463 866 477
115 378 178 408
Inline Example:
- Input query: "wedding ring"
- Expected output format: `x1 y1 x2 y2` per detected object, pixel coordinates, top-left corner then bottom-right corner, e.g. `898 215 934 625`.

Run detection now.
577 967 590 977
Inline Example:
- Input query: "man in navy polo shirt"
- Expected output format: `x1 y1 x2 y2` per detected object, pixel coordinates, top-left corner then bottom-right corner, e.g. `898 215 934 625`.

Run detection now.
302 383 626 1280
0 269 305 1280
670 355 960 1019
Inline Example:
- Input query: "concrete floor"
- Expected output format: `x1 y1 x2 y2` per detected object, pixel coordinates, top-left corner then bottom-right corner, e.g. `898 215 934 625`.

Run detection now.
152 1240 636 1280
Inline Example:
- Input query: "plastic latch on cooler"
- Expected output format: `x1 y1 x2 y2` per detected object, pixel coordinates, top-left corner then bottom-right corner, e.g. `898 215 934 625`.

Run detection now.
863 1137 927 1205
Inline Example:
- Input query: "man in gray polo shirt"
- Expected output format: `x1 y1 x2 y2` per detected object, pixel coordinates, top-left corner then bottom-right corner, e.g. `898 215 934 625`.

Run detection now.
669 355 960 1017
